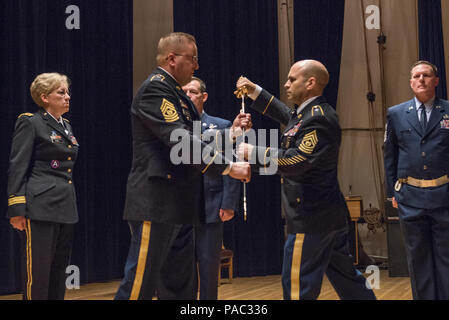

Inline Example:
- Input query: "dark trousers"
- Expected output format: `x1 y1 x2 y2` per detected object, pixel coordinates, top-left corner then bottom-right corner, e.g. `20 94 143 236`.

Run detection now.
115 221 196 300
19 219 74 300
282 227 376 300
194 222 223 300
398 203 449 300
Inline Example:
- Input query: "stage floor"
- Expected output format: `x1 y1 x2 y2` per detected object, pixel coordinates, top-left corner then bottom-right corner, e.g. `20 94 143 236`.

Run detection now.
0 270 412 300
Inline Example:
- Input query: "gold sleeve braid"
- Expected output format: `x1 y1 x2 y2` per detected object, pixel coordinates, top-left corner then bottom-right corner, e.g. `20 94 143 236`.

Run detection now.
276 154 307 167
8 196 26 206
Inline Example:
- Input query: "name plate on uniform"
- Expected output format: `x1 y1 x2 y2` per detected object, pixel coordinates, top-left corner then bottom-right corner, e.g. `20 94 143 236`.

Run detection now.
345 195 363 220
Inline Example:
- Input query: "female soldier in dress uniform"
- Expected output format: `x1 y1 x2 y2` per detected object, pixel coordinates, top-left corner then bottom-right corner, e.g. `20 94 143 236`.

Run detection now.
6 73 79 300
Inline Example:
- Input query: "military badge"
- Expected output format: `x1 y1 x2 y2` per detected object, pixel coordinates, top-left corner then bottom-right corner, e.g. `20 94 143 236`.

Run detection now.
70 135 79 146
208 124 217 129
50 131 63 143
444 114 449 120
179 99 192 121
284 137 293 149
440 120 449 129
50 160 60 169
182 108 192 121
160 98 179 122
284 122 302 137
299 130 318 154
179 99 189 109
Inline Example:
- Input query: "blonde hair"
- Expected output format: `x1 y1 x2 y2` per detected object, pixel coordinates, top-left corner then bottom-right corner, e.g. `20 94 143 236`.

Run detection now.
156 32 196 65
30 73 70 107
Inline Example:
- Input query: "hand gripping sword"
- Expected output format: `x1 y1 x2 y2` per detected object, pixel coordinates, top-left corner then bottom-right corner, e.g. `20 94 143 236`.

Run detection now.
236 86 249 221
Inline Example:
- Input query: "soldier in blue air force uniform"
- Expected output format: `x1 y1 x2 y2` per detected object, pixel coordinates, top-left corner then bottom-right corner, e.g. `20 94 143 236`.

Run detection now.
235 60 376 300
185 77 240 300
384 60 449 300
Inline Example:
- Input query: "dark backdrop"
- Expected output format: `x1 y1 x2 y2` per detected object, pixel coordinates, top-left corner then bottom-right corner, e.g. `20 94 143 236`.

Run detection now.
174 0 285 277
0 0 133 294
294 0 345 108
418 0 447 99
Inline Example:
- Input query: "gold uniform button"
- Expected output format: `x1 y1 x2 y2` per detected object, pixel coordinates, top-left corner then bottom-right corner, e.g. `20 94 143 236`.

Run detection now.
422 152 426 157
423 165 428 170
68 180 73 184
68 145 72 149
167 174 172 179
68 157 72 161
68 169 72 173
296 198 301 203
280 178 284 184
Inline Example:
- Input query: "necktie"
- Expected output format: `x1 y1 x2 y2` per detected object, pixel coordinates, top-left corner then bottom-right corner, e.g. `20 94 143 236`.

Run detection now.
60 121 69 135
419 104 427 130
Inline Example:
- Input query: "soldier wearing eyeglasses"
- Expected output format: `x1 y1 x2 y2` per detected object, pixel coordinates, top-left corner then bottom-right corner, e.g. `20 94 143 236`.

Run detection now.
7 72 79 300
114 32 251 300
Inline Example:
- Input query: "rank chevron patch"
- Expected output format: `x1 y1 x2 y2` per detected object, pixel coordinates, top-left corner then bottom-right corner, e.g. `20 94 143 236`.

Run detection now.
160 98 179 122
298 130 318 154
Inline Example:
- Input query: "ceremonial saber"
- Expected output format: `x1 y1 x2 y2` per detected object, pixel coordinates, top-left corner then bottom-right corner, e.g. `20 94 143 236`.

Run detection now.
241 93 248 221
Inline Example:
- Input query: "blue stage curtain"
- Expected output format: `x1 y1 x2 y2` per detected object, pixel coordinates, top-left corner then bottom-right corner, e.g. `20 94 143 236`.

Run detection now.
0 0 133 294
294 0 345 108
418 0 447 99
174 0 284 277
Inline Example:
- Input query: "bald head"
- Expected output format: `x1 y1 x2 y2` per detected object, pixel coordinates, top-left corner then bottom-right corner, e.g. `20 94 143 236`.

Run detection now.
294 60 329 91
284 60 329 105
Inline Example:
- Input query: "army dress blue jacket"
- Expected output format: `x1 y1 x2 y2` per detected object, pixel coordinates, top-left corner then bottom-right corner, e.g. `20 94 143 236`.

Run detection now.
123 68 231 224
249 90 348 234
7 109 79 224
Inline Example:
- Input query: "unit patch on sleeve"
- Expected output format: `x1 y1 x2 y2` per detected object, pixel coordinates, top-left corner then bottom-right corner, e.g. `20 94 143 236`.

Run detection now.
160 98 179 123
298 130 318 154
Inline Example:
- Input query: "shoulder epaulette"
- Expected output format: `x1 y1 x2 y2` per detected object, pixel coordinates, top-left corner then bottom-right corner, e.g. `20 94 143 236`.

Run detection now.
18 113 34 119
150 74 165 82
311 105 324 116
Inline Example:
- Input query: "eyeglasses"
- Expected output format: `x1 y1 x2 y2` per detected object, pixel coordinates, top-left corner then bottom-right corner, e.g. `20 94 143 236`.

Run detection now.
49 89 70 97
174 53 199 63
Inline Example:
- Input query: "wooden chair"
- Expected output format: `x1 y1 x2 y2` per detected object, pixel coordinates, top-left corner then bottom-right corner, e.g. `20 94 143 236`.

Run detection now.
218 246 233 286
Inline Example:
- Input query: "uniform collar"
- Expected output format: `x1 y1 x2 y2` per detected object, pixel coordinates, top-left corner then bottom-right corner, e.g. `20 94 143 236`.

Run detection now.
296 96 326 114
414 96 435 111
45 110 65 127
